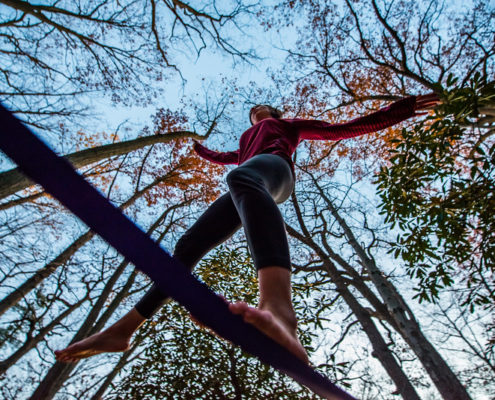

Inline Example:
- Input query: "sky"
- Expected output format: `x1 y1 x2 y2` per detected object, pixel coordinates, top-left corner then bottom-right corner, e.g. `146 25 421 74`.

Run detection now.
0 1 493 398
93 3 296 146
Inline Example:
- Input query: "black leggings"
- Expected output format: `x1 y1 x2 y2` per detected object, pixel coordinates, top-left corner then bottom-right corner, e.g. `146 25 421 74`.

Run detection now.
135 154 295 319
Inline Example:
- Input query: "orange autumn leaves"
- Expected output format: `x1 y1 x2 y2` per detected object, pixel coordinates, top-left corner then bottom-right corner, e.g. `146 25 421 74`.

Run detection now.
283 82 416 180
74 129 123 192
63 108 225 209
139 135 224 207
135 109 224 206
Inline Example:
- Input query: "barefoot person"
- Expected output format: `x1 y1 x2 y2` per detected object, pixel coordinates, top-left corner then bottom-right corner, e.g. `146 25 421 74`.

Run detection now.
55 93 439 364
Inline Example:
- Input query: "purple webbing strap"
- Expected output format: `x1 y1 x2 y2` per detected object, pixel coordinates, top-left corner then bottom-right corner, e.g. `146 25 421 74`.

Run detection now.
0 104 356 400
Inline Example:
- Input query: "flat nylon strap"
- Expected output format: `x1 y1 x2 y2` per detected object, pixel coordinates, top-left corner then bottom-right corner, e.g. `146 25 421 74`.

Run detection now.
0 104 356 400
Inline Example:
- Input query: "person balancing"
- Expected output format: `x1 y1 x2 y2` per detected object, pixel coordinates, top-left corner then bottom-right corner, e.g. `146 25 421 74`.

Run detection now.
55 93 440 365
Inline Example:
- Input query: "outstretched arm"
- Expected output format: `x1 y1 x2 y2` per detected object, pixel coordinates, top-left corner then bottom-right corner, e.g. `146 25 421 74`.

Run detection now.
296 94 439 141
193 140 239 165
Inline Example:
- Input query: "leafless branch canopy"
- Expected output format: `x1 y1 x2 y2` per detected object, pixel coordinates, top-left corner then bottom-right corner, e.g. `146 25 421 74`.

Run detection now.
0 0 255 130
278 0 494 110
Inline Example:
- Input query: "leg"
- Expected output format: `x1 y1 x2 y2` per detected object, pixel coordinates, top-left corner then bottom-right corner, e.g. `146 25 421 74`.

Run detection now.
226 155 293 270
227 155 308 363
135 191 242 318
55 192 242 362
230 266 307 363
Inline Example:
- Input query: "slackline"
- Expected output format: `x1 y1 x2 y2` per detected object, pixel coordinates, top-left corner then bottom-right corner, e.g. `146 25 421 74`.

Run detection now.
0 104 356 400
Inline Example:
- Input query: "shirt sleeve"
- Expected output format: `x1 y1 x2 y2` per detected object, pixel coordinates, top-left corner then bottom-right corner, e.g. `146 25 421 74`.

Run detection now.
295 96 418 141
193 141 239 165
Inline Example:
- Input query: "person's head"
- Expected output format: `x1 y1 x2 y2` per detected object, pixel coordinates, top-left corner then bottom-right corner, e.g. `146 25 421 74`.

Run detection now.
249 104 283 125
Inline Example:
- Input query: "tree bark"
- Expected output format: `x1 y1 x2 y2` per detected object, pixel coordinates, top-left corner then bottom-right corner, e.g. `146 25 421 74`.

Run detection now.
90 343 138 400
0 130 205 200
0 230 94 317
28 262 133 400
287 223 422 400
0 296 86 374
317 185 471 400
0 172 176 317
28 203 183 400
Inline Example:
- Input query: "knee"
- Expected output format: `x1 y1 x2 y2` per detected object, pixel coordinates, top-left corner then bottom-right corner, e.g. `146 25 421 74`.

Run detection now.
173 232 196 270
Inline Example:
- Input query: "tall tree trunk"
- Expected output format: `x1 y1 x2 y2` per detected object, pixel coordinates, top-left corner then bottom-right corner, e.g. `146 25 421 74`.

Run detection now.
0 192 44 211
0 296 86 374
327 261 421 400
0 130 205 200
316 184 471 400
0 230 94 317
28 203 183 400
28 262 133 400
0 173 177 317
90 342 139 400
287 224 422 400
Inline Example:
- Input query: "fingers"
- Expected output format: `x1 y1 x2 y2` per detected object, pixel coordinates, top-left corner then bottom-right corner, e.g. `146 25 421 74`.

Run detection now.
192 137 206 144
415 92 441 112
417 92 440 102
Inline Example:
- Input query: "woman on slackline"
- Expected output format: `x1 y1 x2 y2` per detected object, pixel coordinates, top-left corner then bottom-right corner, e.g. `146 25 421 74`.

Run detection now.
55 93 440 364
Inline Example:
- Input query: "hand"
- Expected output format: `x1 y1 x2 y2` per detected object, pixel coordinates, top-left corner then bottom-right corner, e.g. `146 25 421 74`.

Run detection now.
414 93 441 115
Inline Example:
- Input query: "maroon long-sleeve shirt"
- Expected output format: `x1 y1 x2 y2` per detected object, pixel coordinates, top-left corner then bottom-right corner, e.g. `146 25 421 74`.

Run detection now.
193 96 417 173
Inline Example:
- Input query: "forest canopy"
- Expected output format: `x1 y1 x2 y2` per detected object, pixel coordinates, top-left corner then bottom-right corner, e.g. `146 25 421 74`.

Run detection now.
0 1 493 399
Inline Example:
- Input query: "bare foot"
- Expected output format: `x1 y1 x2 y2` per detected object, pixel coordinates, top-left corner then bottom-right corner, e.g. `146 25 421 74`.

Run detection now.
54 329 131 363
229 301 309 364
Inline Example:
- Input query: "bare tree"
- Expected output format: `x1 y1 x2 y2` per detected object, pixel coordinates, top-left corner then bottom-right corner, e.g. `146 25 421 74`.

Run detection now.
0 168 189 317
0 121 216 201
285 163 474 399
0 0 255 130
27 199 190 400
278 0 493 106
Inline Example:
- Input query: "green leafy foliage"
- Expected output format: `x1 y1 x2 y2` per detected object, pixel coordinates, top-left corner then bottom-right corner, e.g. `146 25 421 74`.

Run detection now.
376 75 495 311
109 247 322 399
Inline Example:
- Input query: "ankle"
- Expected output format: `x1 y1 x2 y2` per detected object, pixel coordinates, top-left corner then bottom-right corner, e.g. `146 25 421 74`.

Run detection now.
105 309 145 338
104 323 132 339
259 301 298 331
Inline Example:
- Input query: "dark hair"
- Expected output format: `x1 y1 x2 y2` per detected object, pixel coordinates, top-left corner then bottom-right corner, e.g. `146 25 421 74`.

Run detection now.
249 104 283 124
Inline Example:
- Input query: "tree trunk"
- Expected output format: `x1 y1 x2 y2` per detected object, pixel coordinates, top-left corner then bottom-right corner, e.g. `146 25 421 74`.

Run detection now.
287 224 422 400
0 230 94 317
329 263 422 400
0 173 176 317
28 263 132 400
0 192 44 211
320 189 471 400
0 130 204 200
90 343 139 400
0 296 86 374
28 204 180 400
